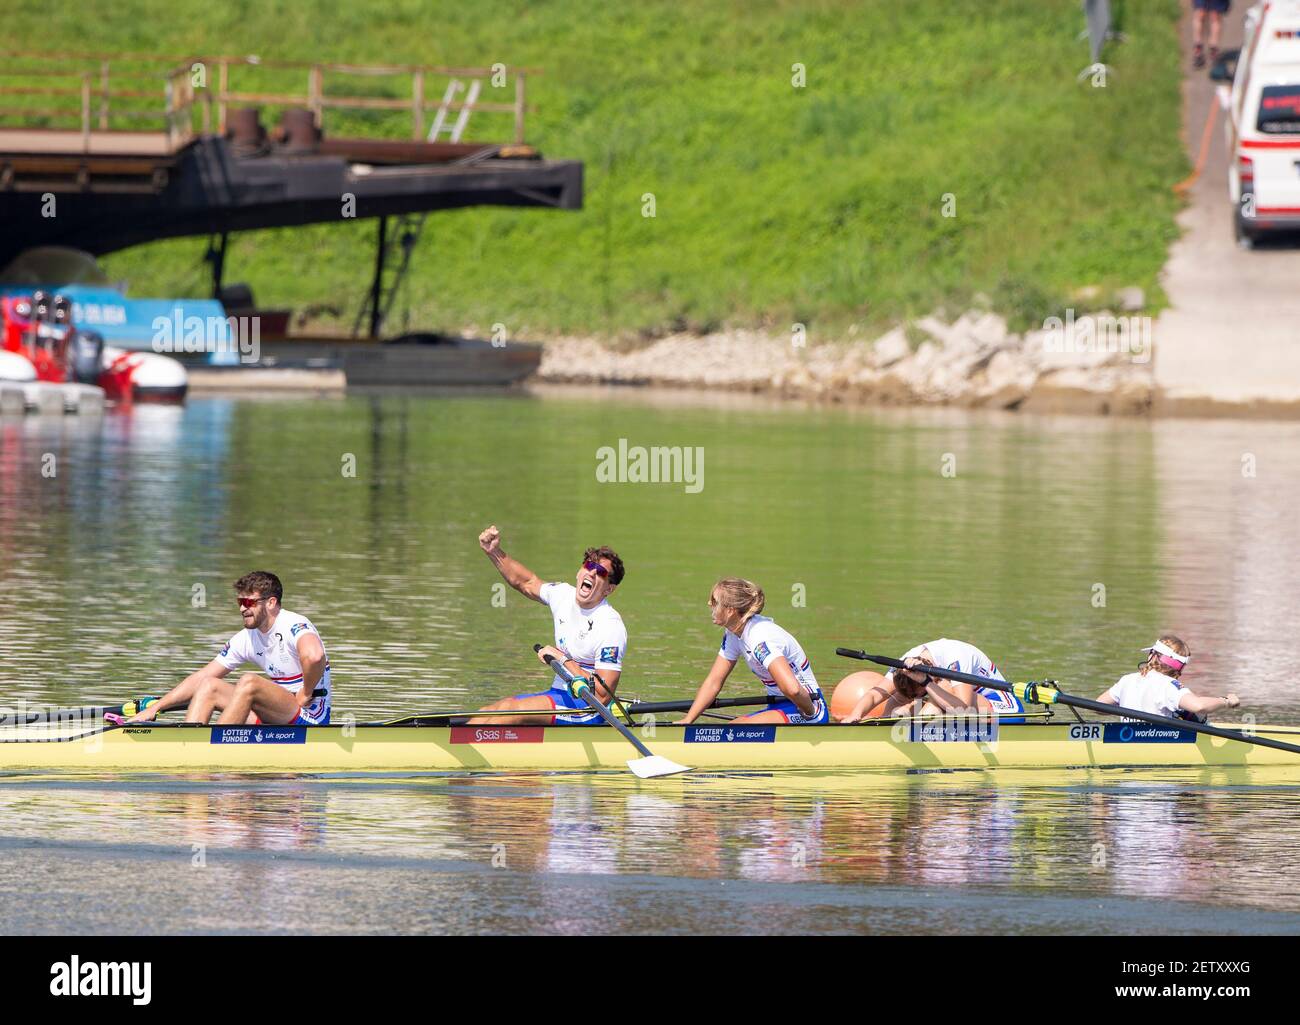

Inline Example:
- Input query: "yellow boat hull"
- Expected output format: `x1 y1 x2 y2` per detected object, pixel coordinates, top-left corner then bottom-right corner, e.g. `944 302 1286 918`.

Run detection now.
3 719 1300 773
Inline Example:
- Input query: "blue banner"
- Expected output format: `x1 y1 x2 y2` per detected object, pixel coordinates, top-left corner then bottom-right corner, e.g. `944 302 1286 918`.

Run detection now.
210 726 308 745
1103 723 1197 744
684 725 777 743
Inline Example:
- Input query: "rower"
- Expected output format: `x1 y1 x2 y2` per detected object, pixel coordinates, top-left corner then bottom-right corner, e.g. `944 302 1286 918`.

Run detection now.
679 578 828 725
835 638 1024 723
467 525 627 726
1097 635 1238 722
127 571 331 726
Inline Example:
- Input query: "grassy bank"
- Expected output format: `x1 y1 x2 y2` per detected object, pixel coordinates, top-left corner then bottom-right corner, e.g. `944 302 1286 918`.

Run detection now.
24 0 1187 338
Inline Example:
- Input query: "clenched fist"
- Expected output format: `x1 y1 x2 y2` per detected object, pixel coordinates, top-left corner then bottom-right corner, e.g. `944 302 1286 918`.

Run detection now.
479 525 502 555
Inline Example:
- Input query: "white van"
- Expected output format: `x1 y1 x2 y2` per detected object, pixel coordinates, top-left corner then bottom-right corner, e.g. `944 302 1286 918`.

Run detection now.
1218 0 1300 246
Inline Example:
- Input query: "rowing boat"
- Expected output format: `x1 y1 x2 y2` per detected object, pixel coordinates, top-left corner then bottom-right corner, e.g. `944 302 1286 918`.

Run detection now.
4 717 1300 773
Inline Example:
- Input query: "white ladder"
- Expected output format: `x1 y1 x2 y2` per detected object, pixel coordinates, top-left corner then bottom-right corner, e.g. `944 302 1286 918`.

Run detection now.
428 79 482 142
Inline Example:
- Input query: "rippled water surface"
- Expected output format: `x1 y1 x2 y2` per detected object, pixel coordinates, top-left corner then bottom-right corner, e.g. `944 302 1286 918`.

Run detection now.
2 390 1299 934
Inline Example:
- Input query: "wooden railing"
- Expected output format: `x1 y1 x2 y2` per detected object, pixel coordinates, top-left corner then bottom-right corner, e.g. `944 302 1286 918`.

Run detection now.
0 52 533 152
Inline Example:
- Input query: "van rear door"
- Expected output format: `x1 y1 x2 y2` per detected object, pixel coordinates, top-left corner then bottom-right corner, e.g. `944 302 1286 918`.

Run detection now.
1249 84 1300 216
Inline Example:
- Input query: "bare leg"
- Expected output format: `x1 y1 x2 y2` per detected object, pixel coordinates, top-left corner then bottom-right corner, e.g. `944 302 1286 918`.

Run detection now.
731 709 790 724
218 674 302 725
185 678 238 723
465 695 561 726
127 669 211 722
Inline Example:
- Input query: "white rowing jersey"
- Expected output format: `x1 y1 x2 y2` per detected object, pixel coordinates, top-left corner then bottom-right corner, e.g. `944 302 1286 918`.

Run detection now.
215 609 332 704
895 638 1020 714
720 615 820 697
540 582 627 687
1105 671 1183 719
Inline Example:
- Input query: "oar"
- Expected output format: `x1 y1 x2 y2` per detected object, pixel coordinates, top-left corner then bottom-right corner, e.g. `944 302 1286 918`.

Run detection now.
0 696 159 727
836 647 1300 758
535 645 690 779
371 694 779 727
624 695 779 715
6 687 330 729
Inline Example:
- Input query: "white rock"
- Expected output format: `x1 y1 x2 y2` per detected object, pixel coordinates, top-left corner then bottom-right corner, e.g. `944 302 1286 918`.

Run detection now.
914 315 961 349
977 350 1037 407
1116 286 1145 311
912 340 940 367
871 328 911 368
964 311 1009 347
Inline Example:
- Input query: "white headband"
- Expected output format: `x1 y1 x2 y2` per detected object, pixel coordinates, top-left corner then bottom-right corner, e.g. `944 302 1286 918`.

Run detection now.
1141 640 1190 665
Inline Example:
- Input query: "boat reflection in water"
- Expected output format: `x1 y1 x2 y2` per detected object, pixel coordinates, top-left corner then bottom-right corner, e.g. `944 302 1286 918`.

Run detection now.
2 766 1298 932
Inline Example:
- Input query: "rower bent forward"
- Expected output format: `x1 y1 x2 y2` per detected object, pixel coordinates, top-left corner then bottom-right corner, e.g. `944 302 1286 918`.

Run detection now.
836 638 1024 723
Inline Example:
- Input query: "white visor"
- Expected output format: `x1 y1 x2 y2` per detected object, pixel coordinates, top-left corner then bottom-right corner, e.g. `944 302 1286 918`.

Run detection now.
1141 640 1190 665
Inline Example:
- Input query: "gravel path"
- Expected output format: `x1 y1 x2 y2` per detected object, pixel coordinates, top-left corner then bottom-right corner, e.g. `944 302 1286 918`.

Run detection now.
1154 3 1300 413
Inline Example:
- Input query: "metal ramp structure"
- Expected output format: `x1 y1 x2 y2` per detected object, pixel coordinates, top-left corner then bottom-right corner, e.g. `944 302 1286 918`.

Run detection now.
351 77 486 338
0 52 583 332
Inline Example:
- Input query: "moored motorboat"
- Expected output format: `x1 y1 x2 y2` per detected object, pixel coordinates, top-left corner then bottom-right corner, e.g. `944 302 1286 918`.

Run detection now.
0 292 187 402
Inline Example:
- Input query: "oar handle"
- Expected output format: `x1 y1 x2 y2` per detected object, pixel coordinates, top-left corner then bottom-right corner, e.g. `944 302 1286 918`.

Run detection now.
533 645 658 760
837 647 903 668
0 697 159 727
2 688 327 728
534 643 595 699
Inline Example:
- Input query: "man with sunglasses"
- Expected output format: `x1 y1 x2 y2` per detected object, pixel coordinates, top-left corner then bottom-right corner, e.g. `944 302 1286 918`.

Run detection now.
127 571 331 726
469 525 626 725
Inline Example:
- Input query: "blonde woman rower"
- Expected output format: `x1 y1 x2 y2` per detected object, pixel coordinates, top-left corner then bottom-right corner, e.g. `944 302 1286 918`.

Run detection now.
1098 635 1238 722
679 578 828 726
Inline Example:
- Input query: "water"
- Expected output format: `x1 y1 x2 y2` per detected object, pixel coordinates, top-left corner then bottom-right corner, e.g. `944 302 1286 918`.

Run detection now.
2 389 1299 934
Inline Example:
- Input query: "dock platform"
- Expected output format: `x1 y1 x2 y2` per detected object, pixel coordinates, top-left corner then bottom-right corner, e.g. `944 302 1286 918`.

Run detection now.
0 53 583 266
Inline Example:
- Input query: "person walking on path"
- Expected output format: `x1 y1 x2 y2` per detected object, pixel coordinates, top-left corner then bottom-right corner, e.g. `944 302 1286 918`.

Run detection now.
1192 0 1230 70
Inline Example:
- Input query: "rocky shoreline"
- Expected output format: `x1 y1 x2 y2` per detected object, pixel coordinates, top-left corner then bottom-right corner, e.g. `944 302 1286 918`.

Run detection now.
538 311 1156 416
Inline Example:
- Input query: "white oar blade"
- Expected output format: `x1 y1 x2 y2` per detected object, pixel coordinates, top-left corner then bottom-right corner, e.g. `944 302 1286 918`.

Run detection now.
627 754 691 779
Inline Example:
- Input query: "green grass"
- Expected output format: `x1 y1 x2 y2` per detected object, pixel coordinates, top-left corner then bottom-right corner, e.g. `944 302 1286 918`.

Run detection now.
17 0 1187 338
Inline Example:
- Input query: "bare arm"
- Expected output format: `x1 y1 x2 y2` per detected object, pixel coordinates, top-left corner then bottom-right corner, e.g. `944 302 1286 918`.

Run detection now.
840 676 897 724
1178 690 1240 716
1096 691 1119 704
479 525 544 602
294 633 326 708
842 658 929 723
766 656 813 716
129 660 229 721
923 681 988 714
534 645 620 702
680 654 737 724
